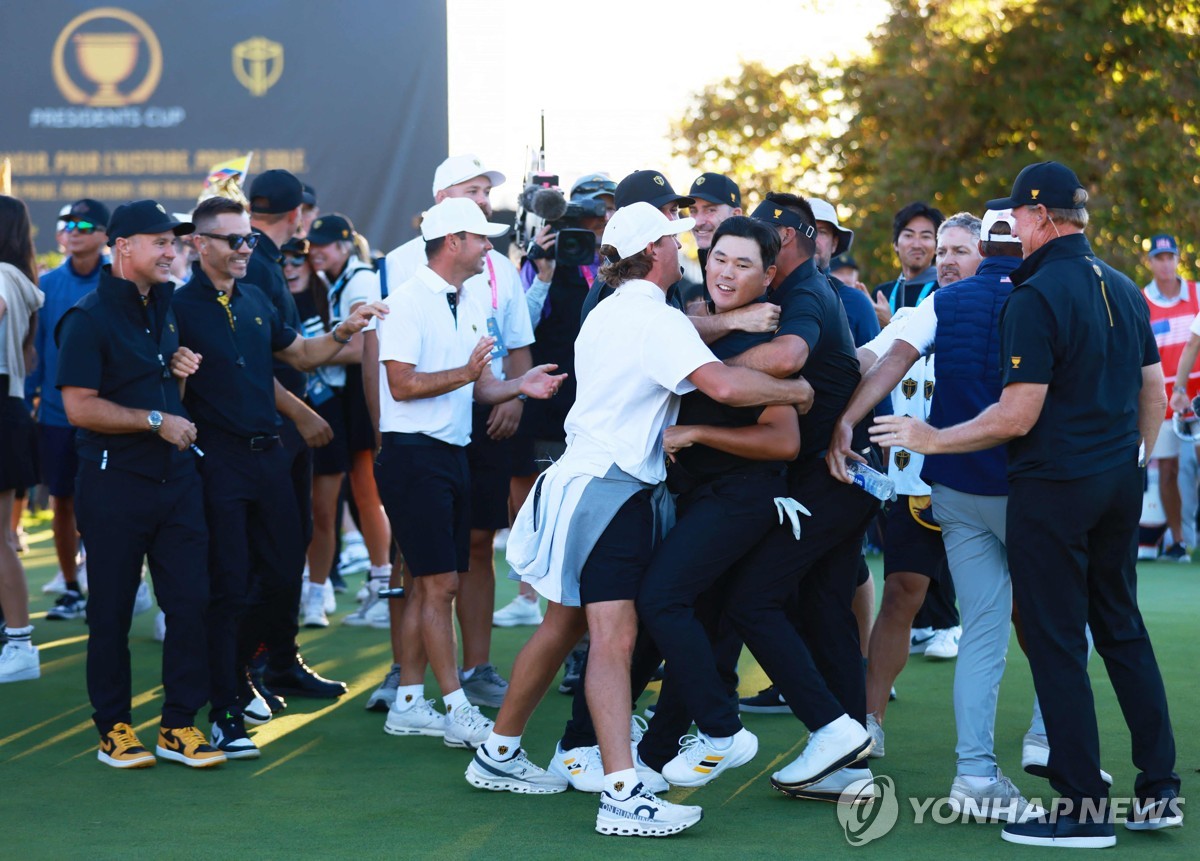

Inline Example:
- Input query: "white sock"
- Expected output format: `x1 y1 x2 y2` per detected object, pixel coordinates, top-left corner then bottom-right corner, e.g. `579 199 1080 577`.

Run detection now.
960 771 999 790
444 688 469 714
604 768 640 798
461 665 476 681
704 733 734 750
344 530 364 544
394 684 423 710
483 732 521 760
369 563 392 581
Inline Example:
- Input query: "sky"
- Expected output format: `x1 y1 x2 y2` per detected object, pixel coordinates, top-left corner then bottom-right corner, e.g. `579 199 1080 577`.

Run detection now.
445 0 890 208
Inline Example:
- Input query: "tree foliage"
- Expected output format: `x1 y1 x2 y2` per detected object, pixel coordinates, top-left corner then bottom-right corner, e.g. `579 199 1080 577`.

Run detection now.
673 0 1200 281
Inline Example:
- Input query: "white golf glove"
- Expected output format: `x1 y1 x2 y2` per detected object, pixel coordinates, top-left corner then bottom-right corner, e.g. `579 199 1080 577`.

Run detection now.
774 497 812 541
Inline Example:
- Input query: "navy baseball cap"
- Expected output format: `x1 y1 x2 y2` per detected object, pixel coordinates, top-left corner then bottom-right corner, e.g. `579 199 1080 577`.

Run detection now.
106 200 193 246
301 183 317 207
1149 234 1179 257
248 169 304 214
749 198 815 237
307 213 356 245
615 170 694 210
830 253 858 272
987 161 1085 210
689 173 741 208
66 198 111 230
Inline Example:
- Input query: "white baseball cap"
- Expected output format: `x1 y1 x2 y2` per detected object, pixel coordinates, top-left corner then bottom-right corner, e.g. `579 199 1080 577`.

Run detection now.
602 202 695 260
420 197 508 241
981 208 1021 243
432 154 506 197
807 198 854 256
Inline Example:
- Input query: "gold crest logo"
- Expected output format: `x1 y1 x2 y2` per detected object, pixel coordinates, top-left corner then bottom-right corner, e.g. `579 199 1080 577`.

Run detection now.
695 176 706 185
653 175 665 186
614 781 625 793
895 449 911 470
232 36 284 97
168 322 175 333
255 316 263 325
498 745 509 755
901 378 917 399
924 380 934 400
1011 356 1021 368
730 192 736 203
155 203 166 213
1030 189 1040 200
52 8 163 107
774 209 782 218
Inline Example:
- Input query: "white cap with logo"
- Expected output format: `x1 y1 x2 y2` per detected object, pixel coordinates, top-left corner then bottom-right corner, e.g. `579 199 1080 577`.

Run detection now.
602 202 695 260
432 154 506 197
420 197 508 241
981 208 1021 243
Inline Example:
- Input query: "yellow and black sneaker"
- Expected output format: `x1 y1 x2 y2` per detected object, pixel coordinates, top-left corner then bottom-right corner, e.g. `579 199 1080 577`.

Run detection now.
156 725 227 768
97 722 156 769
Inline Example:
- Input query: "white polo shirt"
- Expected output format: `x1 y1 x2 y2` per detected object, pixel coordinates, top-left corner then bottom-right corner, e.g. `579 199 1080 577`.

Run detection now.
386 237 533 379
564 279 720 483
376 265 488 446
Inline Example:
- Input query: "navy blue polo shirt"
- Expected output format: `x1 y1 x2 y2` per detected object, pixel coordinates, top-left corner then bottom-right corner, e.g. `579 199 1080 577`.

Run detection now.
247 229 306 398
1000 233 1159 480
720 257 863 460
54 266 195 480
173 262 298 438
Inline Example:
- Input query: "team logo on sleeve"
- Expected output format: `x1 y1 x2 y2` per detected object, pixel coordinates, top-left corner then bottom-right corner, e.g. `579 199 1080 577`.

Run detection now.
924 380 934 400
901 378 917 399
894 450 910 470
1011 356 1021 368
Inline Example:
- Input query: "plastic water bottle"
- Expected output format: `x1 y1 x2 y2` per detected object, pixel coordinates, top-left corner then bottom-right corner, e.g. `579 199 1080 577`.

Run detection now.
845 459 896 501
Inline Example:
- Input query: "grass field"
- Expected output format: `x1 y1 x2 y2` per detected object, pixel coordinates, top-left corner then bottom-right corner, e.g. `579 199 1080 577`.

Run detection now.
2 510 1195 859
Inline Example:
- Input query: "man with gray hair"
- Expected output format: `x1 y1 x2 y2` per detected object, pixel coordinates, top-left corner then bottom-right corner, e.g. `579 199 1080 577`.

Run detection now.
872 162 1179 847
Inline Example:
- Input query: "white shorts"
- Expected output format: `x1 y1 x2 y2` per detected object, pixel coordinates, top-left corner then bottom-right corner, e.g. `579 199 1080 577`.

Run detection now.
1152 418 1180 460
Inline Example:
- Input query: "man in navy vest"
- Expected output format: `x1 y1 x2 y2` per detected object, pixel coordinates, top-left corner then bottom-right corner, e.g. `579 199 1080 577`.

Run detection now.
829 208 1042 821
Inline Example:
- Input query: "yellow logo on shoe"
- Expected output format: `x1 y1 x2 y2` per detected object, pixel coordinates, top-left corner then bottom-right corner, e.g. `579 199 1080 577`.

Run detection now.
498 745 509 755
614 781 625 792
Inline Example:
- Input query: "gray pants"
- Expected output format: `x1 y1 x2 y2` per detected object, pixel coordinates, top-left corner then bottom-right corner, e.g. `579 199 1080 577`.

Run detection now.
932 484 1044 776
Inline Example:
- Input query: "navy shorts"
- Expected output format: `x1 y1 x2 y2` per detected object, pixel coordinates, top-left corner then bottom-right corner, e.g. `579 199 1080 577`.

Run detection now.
375 433 470 576
883 493 948 580
0 395 36 493
343 366 376 454
310 391 350 477
579 489 654 605
467 403 513 531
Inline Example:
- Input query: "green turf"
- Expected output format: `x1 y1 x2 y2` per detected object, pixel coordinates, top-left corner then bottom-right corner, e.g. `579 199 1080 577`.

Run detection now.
2 511 1195 859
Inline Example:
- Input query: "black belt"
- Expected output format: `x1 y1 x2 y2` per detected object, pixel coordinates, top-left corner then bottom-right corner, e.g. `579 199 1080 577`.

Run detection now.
382 431 460 450
201 424 282 451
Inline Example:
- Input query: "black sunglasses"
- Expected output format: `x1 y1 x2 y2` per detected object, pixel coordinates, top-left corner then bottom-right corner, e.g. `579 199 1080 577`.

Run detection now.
199 232 260 251
282 255 307 266
64 220 98 234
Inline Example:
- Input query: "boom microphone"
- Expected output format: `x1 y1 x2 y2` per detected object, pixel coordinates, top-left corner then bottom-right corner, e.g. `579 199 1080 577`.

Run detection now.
530 186 569 221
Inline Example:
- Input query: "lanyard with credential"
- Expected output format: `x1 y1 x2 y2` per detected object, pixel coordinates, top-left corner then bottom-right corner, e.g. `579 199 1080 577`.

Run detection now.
485 255 499 311
580 265 595 289
888 277 935 313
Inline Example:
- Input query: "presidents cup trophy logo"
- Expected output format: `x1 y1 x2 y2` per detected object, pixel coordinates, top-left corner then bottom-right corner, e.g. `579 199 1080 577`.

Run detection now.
233 37 284 96
52 7 163 106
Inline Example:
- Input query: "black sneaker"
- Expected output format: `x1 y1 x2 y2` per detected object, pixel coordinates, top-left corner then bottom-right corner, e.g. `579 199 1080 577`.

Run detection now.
1002 815 1116 848
1160 542 1191 563
739 684 789 714
558 647 587 695
1125 788 1184 831
246 662 287 714
209 712 260 760
262 654 347 698
46 590 87 621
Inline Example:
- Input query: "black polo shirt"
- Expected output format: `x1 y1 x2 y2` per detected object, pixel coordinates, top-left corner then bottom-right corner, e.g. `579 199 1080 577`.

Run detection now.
54 266 195 480
247 229 306 398
720 257 864 461
173 262 298 439
1000 233 1159 480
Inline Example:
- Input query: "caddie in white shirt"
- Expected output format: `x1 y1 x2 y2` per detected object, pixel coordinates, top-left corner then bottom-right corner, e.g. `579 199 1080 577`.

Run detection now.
374 197 562 750
464 202 814 838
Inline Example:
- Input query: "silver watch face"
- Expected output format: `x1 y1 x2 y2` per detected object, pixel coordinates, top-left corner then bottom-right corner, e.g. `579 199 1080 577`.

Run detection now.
149 410 163 429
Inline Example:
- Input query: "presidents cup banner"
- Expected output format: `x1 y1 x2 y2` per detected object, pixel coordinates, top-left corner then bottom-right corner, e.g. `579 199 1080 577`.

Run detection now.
0 1 448 250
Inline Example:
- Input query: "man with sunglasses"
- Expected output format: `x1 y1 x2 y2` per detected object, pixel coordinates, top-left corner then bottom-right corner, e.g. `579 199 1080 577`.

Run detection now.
173 196 387 760
242 169 345 708
30 199 109 618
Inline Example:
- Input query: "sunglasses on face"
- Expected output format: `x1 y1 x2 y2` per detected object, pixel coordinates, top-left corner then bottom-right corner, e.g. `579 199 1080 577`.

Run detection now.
199 232 260 251
63 221 98 234
282 255 307 267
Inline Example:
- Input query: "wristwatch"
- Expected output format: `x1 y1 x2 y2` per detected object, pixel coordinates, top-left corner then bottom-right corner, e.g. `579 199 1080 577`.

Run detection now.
148 410 163 434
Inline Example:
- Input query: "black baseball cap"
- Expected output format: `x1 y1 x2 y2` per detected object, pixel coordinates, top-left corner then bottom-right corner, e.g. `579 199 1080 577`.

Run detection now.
248 169 304 214
302 183 317 207
106 200 193 246
281 236 310 256
830 253 858 272
615 170 694 210
307 213 356 246
689 173 741 208
987 161 1085 210
66 198 110 230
